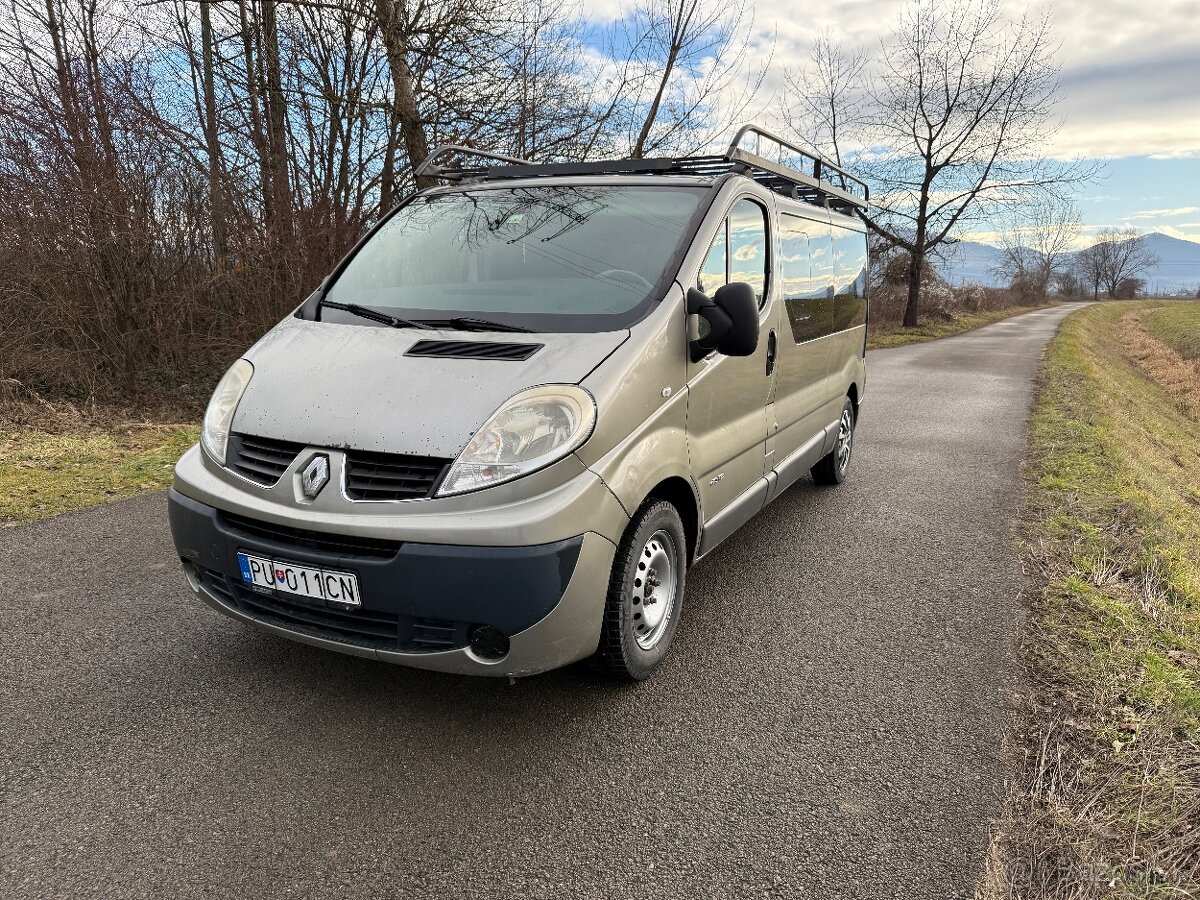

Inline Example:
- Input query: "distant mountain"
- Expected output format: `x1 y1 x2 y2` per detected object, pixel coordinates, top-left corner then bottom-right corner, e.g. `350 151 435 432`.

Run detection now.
937 231 1200 295
937 240 1008 288
1137 233 1200 294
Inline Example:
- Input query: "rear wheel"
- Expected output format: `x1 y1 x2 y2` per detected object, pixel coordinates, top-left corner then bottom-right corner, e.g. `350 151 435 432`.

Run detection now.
811 397 856 485
594 500 687 681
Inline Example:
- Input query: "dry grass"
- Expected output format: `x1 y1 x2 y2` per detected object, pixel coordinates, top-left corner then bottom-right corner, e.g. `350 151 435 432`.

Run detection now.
0 426 197 523
1120 310 1200 421
1 380 197 523
979 301 1200 898
0 375 203 433
1143 303 1200 362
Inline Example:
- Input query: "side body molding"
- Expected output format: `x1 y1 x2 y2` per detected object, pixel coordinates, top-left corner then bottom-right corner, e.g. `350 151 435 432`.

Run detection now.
696 417 838 559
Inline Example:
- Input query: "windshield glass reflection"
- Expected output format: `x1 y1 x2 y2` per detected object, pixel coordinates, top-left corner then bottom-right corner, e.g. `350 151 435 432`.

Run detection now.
322 185 704 331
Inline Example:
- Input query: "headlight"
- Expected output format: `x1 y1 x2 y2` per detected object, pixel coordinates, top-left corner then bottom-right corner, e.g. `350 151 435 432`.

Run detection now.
438 384 596 496
201 359 254 464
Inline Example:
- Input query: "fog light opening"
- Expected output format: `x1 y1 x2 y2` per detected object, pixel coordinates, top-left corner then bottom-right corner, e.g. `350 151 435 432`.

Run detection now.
469 625 510 661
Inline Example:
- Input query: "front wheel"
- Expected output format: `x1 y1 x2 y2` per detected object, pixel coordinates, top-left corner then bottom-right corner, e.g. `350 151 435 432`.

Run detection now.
811 398 856 485
593 500 687 681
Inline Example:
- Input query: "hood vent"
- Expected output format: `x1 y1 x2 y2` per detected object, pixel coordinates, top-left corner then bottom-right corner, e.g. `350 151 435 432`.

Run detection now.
405 339 542 361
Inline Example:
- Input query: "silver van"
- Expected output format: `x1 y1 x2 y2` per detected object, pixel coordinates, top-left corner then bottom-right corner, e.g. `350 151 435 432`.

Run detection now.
168 126 869 680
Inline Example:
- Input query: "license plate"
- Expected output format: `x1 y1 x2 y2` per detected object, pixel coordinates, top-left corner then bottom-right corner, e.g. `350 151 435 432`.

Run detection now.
236 552 361 608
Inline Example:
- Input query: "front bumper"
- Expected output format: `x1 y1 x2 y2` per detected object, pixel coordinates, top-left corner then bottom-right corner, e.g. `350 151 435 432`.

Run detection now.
168 489 615 676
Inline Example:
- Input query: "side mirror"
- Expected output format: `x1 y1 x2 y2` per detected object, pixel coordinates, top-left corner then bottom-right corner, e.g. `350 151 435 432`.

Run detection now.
687 282 760 360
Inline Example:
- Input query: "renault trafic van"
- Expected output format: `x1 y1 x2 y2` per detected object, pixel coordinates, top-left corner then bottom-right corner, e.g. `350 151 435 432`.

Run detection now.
168 125 870 680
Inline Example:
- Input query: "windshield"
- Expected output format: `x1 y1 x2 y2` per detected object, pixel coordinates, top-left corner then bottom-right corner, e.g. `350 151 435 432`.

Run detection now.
320 185 706 332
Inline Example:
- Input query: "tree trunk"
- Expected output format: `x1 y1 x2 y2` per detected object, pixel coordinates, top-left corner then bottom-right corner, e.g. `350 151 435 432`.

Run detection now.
260 0 292 242
393 54 430 186
200 0 228 278
380 101 400 212
633 44 680 158
902 249 923 327
374 0 432 189
237 0 271 237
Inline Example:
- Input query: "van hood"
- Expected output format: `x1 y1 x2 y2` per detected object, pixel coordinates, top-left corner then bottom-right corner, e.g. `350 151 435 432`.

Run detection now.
232 317 628 458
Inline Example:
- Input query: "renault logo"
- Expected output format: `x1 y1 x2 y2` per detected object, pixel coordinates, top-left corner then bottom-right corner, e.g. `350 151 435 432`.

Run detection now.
300 454 330 499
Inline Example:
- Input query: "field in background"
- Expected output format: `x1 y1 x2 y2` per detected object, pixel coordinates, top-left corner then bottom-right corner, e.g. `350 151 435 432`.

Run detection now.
983 301 1200 898
868 302 1055 349
867 275 1055 349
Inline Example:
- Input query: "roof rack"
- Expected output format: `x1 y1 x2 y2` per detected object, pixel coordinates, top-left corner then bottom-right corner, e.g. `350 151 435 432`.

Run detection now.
413 144 533 182
723 125 869 211
413 125 869 213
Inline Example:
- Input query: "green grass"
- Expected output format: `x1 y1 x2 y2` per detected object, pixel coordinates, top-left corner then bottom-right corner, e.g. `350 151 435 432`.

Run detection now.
988 300 1200 897
867 302 1056 350
1143 300 1200 361
0 426 197 523
1031 299 1200 729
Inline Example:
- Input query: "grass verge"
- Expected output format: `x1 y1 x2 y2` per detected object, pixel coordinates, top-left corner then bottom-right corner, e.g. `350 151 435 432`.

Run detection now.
868 302 1057 350
980 301 1200 898
0 426 197 524
1143 301 1200 361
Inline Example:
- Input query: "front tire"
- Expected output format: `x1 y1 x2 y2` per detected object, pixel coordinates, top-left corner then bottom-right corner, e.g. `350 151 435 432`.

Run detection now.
594 500 687 681
811 398 856 485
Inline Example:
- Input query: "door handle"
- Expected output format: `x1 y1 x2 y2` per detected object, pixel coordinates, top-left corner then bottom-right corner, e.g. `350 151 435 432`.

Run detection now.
766 329 778 376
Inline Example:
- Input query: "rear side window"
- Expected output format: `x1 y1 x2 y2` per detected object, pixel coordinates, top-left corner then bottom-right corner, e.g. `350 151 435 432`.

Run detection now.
781 214 833 343
832 228 869 330
696 198 769 308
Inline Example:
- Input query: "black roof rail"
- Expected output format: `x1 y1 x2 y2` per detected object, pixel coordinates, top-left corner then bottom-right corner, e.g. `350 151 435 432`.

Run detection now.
415 125 869 213
413 144 532 182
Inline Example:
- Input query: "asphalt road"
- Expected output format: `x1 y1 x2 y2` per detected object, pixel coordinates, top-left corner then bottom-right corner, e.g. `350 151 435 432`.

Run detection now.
1 305 1079 899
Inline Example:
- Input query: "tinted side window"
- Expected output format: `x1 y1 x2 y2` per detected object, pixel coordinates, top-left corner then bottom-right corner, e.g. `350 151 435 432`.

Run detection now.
697 221 728 296
728 199 768 306
832 227 868 331
781 214 833 343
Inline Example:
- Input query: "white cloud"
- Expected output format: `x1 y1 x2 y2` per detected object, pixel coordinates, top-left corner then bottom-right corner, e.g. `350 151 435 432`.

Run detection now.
589 0 1200 162
1129 207 1200 219
1156 224 1200 243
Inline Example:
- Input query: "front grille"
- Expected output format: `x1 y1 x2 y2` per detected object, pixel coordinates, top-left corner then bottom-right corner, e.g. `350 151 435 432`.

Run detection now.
405 339 542 361
344 450 449 502
410 618 462 652
236 588 404 648
195 565 472 653
221 511 401 559
227 433 304 486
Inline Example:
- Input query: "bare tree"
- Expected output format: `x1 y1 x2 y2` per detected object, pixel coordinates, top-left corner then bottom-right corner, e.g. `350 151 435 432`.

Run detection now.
1069 228 1158 301
992 195 1080 299
1094 228 1158 298
782 31 866 170
1113 277 1144 299
0 0 774 405
785 0 1089 326
1071 243 1105 301
614 0 765 159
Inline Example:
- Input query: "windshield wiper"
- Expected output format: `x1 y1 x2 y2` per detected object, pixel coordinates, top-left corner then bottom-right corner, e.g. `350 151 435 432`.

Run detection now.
318 300 432 330
432 316 539 334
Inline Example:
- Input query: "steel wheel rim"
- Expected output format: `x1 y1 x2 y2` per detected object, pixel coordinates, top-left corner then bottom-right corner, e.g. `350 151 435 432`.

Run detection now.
630 529 677 651
837 409 853 473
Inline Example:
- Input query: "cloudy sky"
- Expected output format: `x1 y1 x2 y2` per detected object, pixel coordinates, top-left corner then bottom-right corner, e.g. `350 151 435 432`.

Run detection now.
589 0 1200 245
